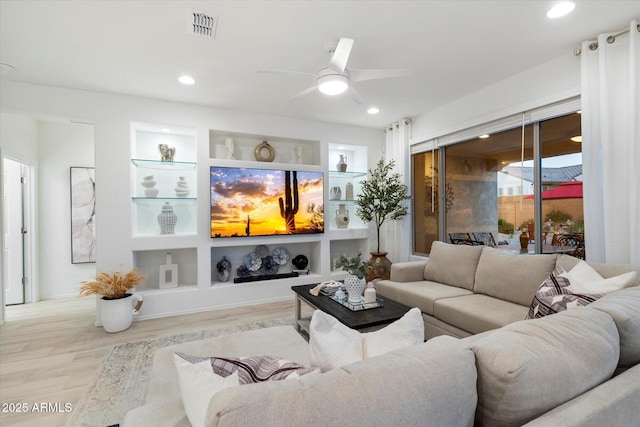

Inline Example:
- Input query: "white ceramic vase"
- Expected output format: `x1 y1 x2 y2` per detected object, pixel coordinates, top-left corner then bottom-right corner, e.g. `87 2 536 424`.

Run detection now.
344 274 366 304
100 294 143 333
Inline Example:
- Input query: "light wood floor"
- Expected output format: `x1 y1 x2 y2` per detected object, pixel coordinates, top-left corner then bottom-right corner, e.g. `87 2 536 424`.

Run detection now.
0 297 311 427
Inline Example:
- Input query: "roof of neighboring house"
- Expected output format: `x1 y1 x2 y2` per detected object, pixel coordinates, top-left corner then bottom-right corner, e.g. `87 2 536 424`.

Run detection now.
501 165 582 184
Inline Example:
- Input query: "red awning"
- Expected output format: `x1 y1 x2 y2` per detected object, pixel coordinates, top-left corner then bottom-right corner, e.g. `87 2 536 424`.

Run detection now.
525 181 583 199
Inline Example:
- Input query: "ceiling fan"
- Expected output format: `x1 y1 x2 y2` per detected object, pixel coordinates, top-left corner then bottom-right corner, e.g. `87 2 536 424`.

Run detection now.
256 37 413 104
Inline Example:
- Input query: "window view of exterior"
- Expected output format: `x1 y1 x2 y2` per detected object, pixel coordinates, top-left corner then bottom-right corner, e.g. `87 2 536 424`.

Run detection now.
412 111 584 258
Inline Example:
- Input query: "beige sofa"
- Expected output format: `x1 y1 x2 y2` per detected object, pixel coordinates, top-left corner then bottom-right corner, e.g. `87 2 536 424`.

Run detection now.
123 281 640 426
376 241 640 340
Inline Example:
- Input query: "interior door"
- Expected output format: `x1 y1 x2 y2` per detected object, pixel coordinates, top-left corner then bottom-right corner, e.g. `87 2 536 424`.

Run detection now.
3 158 25 305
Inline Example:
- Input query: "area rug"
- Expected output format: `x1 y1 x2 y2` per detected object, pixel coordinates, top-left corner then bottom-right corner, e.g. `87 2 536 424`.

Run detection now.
66 316 294 427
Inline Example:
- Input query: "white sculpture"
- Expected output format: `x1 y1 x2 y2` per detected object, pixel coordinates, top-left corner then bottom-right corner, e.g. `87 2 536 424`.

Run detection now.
225 137 236 160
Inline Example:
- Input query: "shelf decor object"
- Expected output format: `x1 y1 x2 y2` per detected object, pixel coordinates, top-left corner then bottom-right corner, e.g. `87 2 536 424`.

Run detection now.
141 175 159 197
174 176 190 197
336 154 347 172
216 256 232 282
254 140 275 162
335 204 350 229
158 202 178 235
158 143 176 162
159 252 179 289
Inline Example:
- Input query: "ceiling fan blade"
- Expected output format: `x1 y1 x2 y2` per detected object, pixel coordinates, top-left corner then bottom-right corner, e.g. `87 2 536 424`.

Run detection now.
256 69 316 78
347 86 363 105
349 68 414 82
289 85 318 102
329 37 354 73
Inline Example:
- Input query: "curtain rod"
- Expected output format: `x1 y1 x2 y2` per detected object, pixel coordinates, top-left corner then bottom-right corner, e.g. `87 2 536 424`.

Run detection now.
574 23 640 56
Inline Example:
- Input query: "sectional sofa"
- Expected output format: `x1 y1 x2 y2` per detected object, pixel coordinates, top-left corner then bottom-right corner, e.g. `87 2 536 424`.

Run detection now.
123 242 640 426
376 241 640 339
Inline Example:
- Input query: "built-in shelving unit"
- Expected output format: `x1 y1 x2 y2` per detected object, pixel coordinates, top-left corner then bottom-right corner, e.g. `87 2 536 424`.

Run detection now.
124 122 372 319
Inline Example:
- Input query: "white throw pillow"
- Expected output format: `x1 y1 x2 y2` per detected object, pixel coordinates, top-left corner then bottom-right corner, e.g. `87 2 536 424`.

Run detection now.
309 307 424 369
560 260 637 294
173 353 239 427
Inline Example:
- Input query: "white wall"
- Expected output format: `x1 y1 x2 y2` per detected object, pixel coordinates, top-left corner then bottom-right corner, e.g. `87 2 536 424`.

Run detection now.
0 80 383 315
411 54 581 143
37 121 95 299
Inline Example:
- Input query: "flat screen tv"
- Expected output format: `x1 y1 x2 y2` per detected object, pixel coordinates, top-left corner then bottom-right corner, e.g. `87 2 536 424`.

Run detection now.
211 166 324 238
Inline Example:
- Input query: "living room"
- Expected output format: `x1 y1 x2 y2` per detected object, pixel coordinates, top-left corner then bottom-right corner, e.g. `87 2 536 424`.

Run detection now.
1 1 639 426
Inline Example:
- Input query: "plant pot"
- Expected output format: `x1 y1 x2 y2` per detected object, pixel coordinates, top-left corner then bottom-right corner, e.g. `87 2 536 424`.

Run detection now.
519 234 529 249
367 252 392 282
344 274 366 304
100 293 143 333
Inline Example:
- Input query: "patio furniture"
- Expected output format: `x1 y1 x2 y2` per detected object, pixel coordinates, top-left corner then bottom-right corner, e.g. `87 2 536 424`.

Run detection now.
473 231 497 246
553 233 585 259
448 232 479 245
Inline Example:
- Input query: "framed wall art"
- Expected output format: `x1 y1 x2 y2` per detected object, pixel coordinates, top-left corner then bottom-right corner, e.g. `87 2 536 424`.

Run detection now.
70 167 96 264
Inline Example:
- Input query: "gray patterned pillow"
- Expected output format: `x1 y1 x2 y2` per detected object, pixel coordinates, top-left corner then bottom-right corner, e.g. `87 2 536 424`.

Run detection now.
175 353 321 384
526 267 603 319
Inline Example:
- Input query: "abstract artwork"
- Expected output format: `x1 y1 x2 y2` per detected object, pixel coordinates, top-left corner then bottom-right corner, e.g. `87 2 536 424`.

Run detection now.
70 167 96 263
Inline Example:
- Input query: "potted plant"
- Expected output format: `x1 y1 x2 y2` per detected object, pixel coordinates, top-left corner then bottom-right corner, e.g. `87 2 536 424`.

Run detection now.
335 252 369 304
355 158 411 280
80 268 147 333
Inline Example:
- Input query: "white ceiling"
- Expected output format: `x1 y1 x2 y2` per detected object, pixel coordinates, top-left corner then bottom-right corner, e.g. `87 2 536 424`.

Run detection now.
1 1 639 129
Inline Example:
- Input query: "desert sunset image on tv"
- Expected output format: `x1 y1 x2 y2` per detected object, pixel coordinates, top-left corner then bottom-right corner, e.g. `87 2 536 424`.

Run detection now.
210 167 324 238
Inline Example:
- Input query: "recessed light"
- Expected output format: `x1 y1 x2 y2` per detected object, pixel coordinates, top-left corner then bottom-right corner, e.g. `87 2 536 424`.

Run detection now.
576 110 582 114
547 2 575 19
479 134 490 139
570 135 582 143
178 75 195 85
367 107 380 115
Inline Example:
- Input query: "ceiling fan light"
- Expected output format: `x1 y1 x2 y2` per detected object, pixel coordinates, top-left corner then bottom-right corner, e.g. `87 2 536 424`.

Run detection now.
318 75 348 95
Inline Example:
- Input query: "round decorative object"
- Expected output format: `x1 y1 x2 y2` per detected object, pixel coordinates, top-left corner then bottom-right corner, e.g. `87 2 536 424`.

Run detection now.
254 140 275 162
244 252 262 271
236 265 251 278
292 254 308 270
216 256 232 282
261 255 279 275
255 245 270 258
344 274 366 304
272 247 290 265
175 176 190 197
157 202 177 235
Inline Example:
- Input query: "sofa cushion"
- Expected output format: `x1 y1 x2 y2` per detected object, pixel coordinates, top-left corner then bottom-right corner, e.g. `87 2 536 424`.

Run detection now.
423 241 483 290
560 260 638 294
434 294 529 335
207 336 477 427
174 353 240 427
375 279 473 316
474 247 558 306
471 308 619 426
309 307 423 370
589 286 640 369
525 267 603 319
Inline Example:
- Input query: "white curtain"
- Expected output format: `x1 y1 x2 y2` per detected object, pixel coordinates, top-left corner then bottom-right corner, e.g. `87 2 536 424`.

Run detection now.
382 119 412 262
581 20 640 264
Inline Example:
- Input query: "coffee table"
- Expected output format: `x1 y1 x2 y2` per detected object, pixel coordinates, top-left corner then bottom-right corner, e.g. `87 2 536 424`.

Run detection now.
292 283 412 334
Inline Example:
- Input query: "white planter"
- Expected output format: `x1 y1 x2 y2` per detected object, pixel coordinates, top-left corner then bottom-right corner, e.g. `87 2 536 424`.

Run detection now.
344 274 366 304
100 293 143 333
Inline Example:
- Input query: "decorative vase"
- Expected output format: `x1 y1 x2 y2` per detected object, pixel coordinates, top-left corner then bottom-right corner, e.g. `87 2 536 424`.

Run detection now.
336 155 347 172
345 182 354 200
344 274 366 304
292 254 309 270
335 204 350 229
366 252 392 281
364 281 377 303
141 175 159 197
329 186 342 200
158 202 177 235
520 233 529 249
175 176 190 197
159 252 178 289
216 256 232 282
100 293 143 333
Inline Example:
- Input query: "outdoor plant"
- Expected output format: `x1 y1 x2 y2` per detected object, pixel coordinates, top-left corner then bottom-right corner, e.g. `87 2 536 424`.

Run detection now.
335 252 369 279
79 268 147 299
355 158 411 253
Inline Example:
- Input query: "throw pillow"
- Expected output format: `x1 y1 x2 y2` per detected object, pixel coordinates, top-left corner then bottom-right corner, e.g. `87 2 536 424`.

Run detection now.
526 267 603 319
309 307 424 369
560 260 637 294
175 352 321 384
173 353 239 427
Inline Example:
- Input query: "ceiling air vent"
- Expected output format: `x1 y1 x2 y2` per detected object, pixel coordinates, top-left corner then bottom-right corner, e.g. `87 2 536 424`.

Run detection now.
187 10 217 38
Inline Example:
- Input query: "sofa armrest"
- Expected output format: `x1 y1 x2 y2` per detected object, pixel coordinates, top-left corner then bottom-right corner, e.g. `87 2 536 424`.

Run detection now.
390 261 428 282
